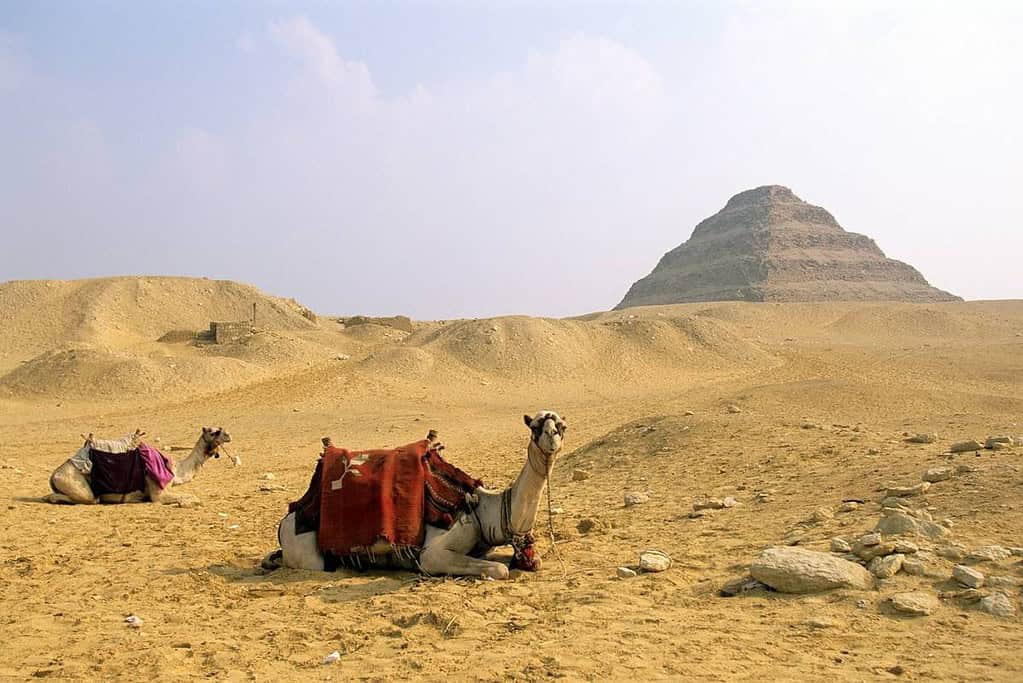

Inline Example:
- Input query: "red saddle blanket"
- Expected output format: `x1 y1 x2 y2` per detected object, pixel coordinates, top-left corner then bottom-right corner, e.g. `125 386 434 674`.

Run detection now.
288 439 483 557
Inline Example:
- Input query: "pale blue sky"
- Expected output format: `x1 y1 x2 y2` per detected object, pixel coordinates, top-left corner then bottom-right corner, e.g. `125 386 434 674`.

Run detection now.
2 1 1021 318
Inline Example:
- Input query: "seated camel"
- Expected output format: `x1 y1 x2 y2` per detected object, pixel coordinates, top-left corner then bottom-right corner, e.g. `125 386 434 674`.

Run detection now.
45 426 233 506
263 411 566 579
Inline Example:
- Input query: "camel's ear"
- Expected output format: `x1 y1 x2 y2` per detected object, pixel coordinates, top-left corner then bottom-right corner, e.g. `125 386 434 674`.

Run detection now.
202 426 211 435
523 414 533 428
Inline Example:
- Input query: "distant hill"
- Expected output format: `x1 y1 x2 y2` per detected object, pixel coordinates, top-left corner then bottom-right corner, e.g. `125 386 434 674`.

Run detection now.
0 276 316 360
616 186 960 309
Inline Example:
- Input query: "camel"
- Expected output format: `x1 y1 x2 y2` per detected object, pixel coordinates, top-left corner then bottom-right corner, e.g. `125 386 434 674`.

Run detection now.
45 426 233 506
263 410 567 579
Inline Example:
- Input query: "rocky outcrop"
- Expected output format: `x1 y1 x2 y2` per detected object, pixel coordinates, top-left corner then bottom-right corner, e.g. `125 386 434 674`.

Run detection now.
616 186 959 308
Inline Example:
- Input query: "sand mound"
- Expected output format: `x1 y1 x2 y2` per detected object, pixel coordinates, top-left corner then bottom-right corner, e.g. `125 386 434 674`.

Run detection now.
359 347 436 379
0 276 317 362
827 305 979 339
201 330 331 367
0 342 265 401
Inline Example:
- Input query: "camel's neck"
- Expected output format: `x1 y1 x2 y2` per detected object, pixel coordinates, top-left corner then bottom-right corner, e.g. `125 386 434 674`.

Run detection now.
172 439 208 485
505 441 553 537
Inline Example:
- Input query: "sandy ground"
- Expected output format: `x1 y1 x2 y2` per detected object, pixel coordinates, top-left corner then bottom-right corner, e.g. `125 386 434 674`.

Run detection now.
1 284 1022 681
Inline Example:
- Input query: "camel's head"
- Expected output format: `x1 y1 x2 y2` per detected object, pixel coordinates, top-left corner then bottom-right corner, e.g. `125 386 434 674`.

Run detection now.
201 426 232 459
523 411 567 458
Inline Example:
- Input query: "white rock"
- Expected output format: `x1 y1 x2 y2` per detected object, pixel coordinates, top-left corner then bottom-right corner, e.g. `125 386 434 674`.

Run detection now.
125 615 143 628
639 549 672 573
859 533 882 547
888 592 939 616
571 469 591 482
875 510 950 540
869 554 905 579
616 567 638 579
693 498 726 511
953 564 985 588
838 501 861 513
893 540 919 554
886 482 931 498
750 547 874 594
978 593 1016 618
988 576 1023 590
727 404 742 414
624 492 649 507
923 467 953 483
323 651 341 665
261 472 275 481
966 546 1012 563
722 496 739 508
830 538 852 553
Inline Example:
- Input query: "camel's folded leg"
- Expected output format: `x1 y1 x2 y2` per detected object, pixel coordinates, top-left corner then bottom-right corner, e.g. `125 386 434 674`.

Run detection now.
419 546 510 580
47 461 98 505
420 517 510 579
145 479 200 507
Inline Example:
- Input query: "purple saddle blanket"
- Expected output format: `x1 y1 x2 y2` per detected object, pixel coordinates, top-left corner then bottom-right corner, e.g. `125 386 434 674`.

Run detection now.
90 443 174 495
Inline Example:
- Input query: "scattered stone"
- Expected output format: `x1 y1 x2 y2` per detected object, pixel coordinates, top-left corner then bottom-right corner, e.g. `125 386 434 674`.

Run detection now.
830 538 852 553
718 576 768 597
991 442 1009 451
726 404 742 414
966 545 1012 563
988 576 1023 590
906 433 938 444
950 440 983 453
880 497 910 510
923 467 953 483
875 510 950 540
866 448 880 456
955 464 975 475
939 588 984 602
576 518 610 534
978 593 1016 618
571 469 591 482
639 549 672 573
258 484 287 492
936 543 967 561
856 599 870 609
335 354 351 361
722 496 739 508
838 501 861 513
1009 547 1023 557
684 410 695 416
985 435 1013 448
754 491 773 503
623 491 649 507
901 554 947 578
886 482 931 498
893 540 919 554
888 592 939 616
953 565 985 588
261 472 275 481
854 540 897 562
859 533 882 547
750 547 874 594
805 507 834 524
125 615 143 628
323 651 341 665
887 665 906 676
693 498 726 511
805 617 837 629
869 554 905 578
800 422 820 430
616 567 637 579
687 510 706 519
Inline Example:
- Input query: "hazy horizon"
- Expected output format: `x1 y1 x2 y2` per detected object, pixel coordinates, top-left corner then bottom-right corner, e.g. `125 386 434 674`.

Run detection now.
3 2 1021 318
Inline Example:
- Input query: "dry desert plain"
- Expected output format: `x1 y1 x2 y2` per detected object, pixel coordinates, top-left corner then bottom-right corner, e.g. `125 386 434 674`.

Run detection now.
0 277 1021 681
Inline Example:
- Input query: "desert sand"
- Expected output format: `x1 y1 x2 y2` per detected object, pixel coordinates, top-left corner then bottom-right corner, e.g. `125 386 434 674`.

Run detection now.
1 277 1021 681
